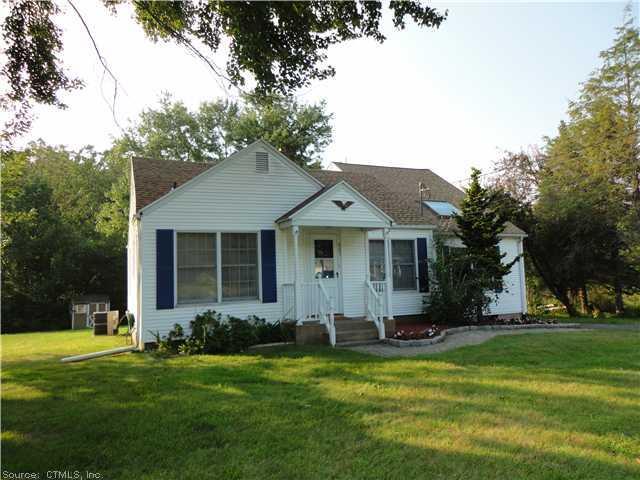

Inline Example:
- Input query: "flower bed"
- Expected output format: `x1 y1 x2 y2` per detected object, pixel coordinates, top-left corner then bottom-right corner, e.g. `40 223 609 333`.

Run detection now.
387 320 581 348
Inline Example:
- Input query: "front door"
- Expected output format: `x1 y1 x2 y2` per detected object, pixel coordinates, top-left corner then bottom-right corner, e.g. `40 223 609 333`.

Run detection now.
310 236 343 313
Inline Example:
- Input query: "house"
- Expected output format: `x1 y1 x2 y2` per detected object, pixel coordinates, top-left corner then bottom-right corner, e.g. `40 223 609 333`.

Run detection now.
127 140 527 348
71 295 110 329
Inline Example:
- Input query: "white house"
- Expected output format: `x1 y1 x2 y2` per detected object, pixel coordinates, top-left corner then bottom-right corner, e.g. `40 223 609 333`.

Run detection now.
127 140 527 348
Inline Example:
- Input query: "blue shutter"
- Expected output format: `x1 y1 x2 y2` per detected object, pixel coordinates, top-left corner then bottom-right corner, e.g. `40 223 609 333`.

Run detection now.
417 238 429 293
261 230 277 303
156 229 174 309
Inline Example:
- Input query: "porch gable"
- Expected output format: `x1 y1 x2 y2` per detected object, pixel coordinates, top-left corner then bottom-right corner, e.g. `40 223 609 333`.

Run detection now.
277 181 393 229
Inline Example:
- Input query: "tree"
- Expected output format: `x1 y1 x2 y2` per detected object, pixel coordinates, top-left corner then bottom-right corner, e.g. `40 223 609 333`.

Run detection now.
424 237 492 326
1 145 125 332
2 1 447 139
1 1 82 141
225 96 332 168
489 7 640 316
567 5 640 313
489 147 545 204
454 168 517 320
96 94 333 241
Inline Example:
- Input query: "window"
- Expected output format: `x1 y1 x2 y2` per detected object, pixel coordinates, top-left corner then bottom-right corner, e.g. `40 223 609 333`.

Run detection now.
74 304 87 314
222 233 258 300
314 239 334 279
177 233 217 304
392 240 416 290
369 240 385 281
424 200 459 217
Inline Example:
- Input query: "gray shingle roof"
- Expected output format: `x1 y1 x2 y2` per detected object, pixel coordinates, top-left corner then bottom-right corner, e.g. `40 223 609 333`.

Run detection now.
130 156 525 235
132 157 214 211
327 163 525 235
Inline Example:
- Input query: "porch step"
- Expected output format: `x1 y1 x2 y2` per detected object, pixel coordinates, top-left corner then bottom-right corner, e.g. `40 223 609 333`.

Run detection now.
336 339 382 347
334 319 375 332
332 316 379 344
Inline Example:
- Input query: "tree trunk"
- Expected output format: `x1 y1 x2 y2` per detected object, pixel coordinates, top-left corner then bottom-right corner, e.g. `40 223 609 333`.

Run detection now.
614 279 625 315
527 251 578 316
579 285 592 315
559 290 579 317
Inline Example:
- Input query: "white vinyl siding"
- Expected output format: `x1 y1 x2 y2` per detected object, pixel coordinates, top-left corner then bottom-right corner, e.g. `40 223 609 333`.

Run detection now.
138 143 320 342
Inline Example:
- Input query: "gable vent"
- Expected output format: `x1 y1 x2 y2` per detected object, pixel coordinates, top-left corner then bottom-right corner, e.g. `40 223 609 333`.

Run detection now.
256 152 269 173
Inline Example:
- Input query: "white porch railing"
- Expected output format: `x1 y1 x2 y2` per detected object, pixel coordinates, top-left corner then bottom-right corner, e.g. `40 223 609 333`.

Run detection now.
282 281 336 346
317 281 336 346
282 283 295 321
370 281 388 318
365 280 385 340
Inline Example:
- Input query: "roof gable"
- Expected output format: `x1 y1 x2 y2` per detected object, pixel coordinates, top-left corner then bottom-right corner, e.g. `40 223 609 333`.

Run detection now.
277 181 393 227
132 140 322 214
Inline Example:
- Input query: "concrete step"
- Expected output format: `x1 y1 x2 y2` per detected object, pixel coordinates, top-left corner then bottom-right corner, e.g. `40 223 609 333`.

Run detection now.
334 320 377 332
336 339 382 347
336 330 379 343
335 315 365 321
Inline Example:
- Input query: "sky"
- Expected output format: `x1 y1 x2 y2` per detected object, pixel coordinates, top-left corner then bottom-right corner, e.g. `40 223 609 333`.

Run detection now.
6 1 637 187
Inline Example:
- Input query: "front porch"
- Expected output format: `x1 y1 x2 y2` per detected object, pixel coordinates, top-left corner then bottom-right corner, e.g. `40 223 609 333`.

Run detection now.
275 180 396 346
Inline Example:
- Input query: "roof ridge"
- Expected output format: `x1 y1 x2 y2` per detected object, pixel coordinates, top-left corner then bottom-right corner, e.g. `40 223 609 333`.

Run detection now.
132 156 217 165
333 161 434 172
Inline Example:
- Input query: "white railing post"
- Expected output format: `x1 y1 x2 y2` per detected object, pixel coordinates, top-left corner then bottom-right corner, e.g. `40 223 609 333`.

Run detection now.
318 280 336 346
293 226 301 325
383 228 394 320
365 280 385 340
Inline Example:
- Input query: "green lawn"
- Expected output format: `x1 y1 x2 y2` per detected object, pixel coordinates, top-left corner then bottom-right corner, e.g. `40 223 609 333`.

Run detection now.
552 315 640 326
2 329 639 479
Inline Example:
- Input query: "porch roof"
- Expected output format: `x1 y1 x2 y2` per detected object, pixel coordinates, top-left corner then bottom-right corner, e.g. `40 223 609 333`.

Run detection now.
276 181 393 229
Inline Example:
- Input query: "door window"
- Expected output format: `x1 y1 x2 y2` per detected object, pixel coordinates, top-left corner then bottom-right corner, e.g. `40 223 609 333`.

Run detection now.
314 240 335 279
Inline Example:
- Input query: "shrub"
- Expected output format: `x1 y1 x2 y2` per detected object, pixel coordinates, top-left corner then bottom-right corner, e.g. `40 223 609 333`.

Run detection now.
423 240 494 326
152 311 293 355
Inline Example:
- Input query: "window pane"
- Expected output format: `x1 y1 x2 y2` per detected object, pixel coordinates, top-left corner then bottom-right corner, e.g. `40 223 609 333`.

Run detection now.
369 240 385 281
177 233 217 304
314 240 333 259
392 240 416 290
314 259 334 279
222 233 258 300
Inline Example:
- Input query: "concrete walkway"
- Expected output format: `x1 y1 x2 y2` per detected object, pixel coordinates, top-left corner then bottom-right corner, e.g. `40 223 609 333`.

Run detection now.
343 324 637 358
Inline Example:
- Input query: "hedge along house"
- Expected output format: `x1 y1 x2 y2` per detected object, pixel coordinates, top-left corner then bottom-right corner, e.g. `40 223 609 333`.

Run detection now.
127 140 527 348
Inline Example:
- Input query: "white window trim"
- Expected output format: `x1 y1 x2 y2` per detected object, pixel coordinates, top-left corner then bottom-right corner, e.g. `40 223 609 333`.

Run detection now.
368 238 419 292
173 230 262 307
390 239 419 292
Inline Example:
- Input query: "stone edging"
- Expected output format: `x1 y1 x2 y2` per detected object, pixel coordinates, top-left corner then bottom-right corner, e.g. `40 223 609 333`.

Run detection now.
386 323 581 348
247 341 295 350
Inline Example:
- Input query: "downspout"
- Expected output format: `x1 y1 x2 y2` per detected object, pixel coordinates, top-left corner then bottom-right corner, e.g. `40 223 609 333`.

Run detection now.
136 212 144 350
517 238 527 315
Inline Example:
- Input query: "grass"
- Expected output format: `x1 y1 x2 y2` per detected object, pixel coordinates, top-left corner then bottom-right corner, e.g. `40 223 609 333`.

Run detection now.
549 315 640 326
2 329 639 479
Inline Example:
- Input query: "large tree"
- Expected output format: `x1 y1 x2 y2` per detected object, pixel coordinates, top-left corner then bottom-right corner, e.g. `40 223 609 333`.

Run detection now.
489 7 640 315
1 145 125 332
454 168 516 319
96 94 333 242
1 1 447 140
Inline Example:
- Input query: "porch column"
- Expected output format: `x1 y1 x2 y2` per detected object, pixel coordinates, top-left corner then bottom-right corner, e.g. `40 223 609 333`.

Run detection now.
383 228 394 320
292 226 302 324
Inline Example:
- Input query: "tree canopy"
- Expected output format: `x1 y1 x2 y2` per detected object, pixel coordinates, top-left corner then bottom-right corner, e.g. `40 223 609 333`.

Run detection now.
1 0 447 140
489 6 640 315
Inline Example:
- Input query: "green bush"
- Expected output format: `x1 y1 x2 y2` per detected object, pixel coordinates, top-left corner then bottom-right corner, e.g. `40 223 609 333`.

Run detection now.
423 241 494 326
151 311 295 355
